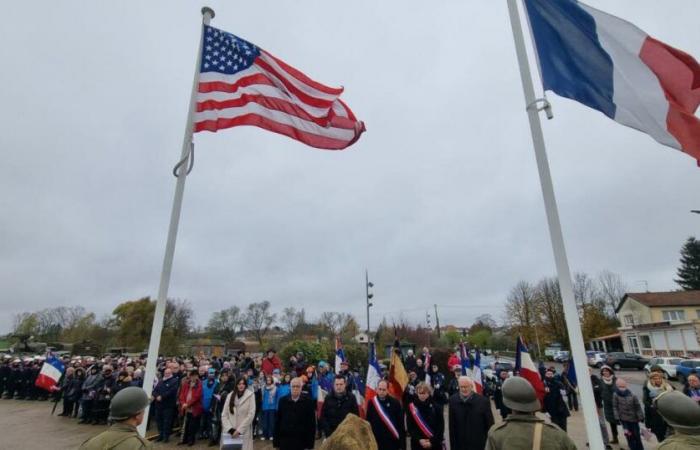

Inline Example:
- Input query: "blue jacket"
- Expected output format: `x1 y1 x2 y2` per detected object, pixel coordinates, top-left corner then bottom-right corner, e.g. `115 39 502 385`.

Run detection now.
262 385 278 411
201 378 219 411
276 383 291 408
152 376 179 409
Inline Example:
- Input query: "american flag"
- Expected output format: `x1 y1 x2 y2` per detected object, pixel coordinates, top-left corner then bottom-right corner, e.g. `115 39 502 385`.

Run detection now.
194 25 365 150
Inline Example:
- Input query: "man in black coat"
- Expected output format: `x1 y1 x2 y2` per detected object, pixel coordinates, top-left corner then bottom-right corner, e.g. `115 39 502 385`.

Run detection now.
367 380 405 450
319 375 359 438
448 376 494 450
152 367 179 443
492 370 512 420
274 377 316 450
543 368 570 431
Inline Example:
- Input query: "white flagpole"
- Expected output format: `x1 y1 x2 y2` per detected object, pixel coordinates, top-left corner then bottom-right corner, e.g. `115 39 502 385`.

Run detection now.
137 6 215 437
506 0 604 448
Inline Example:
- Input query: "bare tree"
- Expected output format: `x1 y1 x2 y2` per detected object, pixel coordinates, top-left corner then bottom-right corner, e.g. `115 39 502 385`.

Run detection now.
536 277 569 347
206 306 243 342
504 281 539 347
281 307 306 337
597 270 628 317
243 301 277 345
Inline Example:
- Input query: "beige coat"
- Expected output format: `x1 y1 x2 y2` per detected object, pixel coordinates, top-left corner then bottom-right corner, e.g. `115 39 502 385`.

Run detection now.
221 389 256 450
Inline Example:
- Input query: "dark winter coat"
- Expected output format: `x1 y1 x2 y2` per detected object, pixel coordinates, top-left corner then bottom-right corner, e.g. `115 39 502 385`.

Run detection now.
542 378 569 419
600 376 617 422
406 397 444 450
643 382 673 438
429 371 448 405
612 389 644 423
62 374 84 402
590 375 603 408
319 391 359 437
274 395 316 450
367 395 405 450
448 392 494 450
492 378 511 418
152 375 179 409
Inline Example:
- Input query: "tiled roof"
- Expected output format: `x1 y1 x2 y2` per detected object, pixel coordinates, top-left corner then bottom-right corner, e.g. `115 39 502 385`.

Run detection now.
616 290 700 312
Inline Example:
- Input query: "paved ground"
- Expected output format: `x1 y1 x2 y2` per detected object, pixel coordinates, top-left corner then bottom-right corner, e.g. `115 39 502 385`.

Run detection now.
0 389 663 450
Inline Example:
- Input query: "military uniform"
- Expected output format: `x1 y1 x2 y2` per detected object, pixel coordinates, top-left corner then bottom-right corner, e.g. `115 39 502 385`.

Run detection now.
486 413 577 450
79 422 152 449
655 390 700 450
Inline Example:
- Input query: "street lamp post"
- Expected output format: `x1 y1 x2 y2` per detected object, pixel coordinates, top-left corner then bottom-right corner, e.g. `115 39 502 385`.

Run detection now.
366 269 374 339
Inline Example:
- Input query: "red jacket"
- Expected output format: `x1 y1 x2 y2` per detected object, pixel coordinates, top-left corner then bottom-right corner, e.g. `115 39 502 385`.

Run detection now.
178 379 203 417
261 355 282 376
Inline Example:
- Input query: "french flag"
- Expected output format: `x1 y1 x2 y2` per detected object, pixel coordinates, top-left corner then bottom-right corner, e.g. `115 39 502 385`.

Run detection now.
334 336 345 374
515 336 545 405
35 354 65 392
365 342 382 404
524 0 700 163
472 349 484 395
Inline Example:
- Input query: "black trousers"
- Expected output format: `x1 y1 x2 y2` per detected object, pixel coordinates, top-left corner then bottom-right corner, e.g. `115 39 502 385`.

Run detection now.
551 415 567 432
155 406 176 441
61 399 76 416
607 418 619 441
182 412 200 444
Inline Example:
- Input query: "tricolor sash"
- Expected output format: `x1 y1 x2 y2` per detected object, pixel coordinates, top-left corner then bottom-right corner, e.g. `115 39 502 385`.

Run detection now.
408 402 433 439
371 396 400 440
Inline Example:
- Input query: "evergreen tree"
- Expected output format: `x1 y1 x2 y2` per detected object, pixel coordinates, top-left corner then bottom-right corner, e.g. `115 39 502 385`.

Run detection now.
675 237 700 290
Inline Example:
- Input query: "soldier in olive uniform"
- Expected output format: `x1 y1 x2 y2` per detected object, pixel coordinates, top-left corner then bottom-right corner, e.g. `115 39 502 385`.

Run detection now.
80 386 153 450
655 390 700 449
486 377 577 450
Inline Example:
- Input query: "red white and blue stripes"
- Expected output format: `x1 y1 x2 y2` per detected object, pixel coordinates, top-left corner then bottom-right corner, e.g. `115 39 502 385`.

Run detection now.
371 396 400 440
35 354 64 392
194 25 365 150
408 403 434 438
525 0 700 162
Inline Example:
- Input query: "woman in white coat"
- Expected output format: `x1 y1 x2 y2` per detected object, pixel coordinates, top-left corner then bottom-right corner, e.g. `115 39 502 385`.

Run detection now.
221 376 256 450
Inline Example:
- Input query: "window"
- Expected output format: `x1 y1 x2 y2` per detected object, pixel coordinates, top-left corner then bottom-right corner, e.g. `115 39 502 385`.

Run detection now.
668 358 681 365
662 310 686 321
640 335 652 349
624 314 634 326
696 309 700 319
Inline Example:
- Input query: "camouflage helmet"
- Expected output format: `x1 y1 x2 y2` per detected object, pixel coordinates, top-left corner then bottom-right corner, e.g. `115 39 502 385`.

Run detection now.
654 390 700 435
502 377 541 413
109 387 149 421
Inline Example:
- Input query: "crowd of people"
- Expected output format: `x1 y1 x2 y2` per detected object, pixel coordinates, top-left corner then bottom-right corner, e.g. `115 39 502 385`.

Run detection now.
2 348 700 449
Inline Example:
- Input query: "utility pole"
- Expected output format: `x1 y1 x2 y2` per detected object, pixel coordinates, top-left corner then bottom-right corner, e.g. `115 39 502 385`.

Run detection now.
434 304 441 338
366 270 374 339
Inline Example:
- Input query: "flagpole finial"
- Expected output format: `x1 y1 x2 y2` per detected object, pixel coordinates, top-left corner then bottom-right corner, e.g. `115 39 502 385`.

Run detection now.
201 6 215 19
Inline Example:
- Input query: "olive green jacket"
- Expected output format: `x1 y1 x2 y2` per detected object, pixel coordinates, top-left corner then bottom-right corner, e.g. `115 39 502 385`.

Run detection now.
485 413 577 450
79 422 153 450
658 433 700 450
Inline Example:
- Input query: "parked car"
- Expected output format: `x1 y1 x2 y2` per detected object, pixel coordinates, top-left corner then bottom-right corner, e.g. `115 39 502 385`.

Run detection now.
605 352 649 370
676 359 700 384
587 351 607 368
643 357 683 379
553 351 570 362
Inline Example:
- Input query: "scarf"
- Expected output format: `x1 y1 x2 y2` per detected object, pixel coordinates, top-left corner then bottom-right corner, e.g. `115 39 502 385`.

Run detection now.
646 381 672 399
615 388 630 397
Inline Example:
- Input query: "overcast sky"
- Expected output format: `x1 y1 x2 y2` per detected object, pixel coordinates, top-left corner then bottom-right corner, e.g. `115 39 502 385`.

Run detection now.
1 1 699 334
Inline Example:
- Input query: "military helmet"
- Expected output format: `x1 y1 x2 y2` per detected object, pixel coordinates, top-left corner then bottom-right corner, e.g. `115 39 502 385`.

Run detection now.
654 390 700 434
109 386 149 421
502 377 541 413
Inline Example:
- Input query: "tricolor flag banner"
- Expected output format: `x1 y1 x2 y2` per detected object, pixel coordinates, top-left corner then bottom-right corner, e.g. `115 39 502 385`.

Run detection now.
515 336 545 404
315 384 327 419
35 354 65 392
365 342 382 404
565 358 578 388
423 350 432 386
472 349 484 395
194 25 365 150
524 0 700 163
334 336 346 374
459 342 471 376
